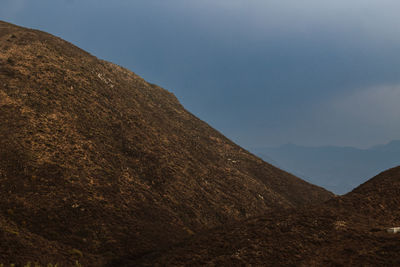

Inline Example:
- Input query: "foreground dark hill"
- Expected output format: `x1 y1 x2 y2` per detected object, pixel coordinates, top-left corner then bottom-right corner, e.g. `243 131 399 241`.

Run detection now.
139 166 400 266
0 21 332 265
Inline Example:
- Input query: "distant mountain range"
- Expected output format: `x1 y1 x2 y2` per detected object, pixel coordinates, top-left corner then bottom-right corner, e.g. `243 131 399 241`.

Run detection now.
252 141 400 195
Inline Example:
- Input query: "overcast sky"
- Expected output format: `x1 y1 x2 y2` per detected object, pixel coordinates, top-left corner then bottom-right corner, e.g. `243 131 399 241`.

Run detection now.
2 0 400 149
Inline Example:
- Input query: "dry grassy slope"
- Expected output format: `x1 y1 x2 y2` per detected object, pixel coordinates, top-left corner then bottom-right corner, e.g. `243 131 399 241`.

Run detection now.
0 214 103 266
0 21 332 265
139 167 400 266
329 166 400 225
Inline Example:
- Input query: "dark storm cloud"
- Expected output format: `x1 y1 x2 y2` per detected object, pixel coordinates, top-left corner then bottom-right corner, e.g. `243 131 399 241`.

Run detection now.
2 0 400 147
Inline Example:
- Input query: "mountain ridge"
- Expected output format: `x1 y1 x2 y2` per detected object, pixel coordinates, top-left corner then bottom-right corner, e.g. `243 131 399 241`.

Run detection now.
0 20 332 265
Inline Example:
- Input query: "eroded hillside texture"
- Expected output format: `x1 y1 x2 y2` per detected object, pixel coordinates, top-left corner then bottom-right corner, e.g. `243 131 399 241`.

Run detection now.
137 167 400 266
0 21 332 265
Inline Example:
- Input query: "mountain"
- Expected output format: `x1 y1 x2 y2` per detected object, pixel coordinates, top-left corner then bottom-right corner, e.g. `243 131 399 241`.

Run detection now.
137 166 400 266
252 141 400 194
0 21 332 265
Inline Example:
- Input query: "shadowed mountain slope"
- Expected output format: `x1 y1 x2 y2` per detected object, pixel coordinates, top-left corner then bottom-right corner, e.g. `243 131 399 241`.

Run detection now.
138 166 400 266
0 21 332 265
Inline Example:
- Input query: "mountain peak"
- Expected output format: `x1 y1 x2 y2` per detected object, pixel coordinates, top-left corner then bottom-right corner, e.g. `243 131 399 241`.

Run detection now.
0 21 332 265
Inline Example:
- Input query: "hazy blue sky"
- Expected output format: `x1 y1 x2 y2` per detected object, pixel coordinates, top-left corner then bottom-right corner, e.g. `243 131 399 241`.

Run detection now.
2 0 400 149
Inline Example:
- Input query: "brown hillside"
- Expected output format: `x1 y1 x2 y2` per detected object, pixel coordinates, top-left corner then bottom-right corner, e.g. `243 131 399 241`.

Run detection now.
138 167 400 266
0 21 332 265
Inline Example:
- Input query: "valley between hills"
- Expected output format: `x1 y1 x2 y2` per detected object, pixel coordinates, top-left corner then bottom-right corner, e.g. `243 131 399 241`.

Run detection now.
0 21 399 266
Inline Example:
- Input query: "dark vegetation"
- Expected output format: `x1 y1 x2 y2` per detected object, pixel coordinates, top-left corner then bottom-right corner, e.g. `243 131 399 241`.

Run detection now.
135 167 400 266
0 21 332 266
